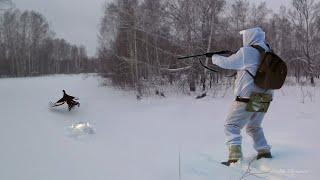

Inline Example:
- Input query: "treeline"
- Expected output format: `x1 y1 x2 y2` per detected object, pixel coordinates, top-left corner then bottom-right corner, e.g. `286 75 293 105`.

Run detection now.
98 0 320 94
0 7 98 77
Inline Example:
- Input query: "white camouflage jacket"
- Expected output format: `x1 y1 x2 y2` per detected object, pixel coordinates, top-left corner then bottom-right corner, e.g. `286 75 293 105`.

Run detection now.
211 27 274 98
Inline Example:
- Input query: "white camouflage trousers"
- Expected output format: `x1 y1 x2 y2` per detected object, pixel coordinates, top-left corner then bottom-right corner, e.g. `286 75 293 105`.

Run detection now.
224 101 271 152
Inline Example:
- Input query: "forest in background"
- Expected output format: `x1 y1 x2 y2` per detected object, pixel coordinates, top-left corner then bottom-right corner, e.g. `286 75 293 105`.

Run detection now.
98 0 320 95
0 0 99 77
1 0 320 95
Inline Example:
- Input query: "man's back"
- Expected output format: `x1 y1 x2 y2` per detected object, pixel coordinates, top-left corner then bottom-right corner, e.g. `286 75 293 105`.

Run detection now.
236 44 273 97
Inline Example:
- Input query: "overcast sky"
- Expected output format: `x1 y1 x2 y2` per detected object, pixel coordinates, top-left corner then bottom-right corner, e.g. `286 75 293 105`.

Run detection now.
13 0 291 57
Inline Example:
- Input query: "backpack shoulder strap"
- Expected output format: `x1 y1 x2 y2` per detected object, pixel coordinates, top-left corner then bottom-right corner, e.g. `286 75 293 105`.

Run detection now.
245 69 255 79
266 43 273 52
245 45 265 79
251 44 266 54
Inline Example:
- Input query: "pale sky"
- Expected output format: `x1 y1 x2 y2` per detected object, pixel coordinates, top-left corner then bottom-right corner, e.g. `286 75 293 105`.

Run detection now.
13 0 291 57
13 0 107 57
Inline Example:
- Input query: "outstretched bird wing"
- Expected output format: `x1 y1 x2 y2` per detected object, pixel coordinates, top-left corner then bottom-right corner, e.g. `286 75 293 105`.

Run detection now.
56 97 65 103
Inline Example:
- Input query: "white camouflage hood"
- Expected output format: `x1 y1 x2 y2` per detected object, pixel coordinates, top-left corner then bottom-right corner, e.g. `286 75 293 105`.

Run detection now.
240 27 266 46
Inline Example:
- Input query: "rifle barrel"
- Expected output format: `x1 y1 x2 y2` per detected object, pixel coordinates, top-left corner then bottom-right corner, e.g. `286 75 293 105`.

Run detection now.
177 53 206 59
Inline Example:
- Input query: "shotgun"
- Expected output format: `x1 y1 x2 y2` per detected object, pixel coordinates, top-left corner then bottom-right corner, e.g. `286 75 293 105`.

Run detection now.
177 50 233 60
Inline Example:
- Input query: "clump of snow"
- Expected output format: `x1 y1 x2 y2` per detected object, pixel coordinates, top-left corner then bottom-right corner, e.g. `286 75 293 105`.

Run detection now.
68 122 95 138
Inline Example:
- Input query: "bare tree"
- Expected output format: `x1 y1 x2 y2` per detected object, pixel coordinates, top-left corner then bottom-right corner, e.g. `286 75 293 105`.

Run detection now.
249 2 269 27
289 0 320 85
97 0 320 94
0 9 95 77
0 0 13 12
229 0 249 31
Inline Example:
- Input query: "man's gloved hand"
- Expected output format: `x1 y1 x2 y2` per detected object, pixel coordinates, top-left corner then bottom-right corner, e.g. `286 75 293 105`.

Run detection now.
216 50 234 56
205 52 216 58
205 50 234 58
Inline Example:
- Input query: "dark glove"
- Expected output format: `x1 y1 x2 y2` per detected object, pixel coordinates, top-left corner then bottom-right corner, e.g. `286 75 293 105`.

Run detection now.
216 50 233 55
205 52 216 58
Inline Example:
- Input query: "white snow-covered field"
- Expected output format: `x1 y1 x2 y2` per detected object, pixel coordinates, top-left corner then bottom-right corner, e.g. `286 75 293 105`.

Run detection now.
0 74 319 180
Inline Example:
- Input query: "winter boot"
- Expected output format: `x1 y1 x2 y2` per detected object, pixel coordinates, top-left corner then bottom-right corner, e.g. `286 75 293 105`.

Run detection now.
257 149 272 160
221 145 242 166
